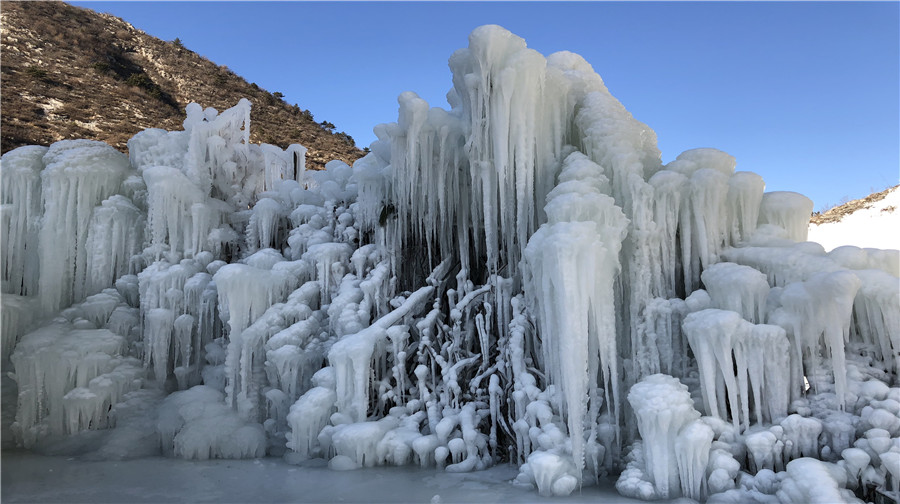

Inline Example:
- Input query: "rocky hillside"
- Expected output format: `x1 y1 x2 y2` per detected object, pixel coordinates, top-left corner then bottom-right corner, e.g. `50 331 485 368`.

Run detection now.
810 185 898 225
808 184 899 252
1 1 363 169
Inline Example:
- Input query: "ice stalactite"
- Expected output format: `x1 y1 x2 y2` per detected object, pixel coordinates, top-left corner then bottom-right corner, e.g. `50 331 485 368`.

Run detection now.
142 166 215 261
682 309 793 432
851 269 900 375
1 295 41 363
619 374 701 500
379 25 584 287
84 195 146 297
738 324 791 425
227 278 325 428
682 309 741 429
726 171 765 245
182 99 251 200
661 149 734 294
648 170 688 299
772 270 861 410
214 252 306 417
570 63 667 392
635 297 692 378
11 287 144 447
136 253 215 388
260 143 307 193
37 140 130 313
0 146 48 363
674 419 714 501
1 145 47 297
246 197 287 253
306 243 353 305
523 150 629 488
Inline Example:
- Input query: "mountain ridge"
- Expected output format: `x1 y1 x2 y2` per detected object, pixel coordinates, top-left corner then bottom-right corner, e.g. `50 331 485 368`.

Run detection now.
1 1 363 169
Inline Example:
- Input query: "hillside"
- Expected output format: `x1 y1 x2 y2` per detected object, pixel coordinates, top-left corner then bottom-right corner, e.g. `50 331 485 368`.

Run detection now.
808 184 899 251
0 1 363 169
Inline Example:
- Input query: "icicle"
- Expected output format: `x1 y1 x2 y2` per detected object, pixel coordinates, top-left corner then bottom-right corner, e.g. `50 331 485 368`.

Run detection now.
682 309 747 429
84 195 146 296
775 270 861 410
1 145 46 297
626 374 701 500
726 171 765 245
37 140 130 312
329 285 434 422
523 160 628 484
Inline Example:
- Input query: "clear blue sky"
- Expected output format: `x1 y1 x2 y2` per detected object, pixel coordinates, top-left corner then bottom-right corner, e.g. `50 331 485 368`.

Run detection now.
71 1 899 210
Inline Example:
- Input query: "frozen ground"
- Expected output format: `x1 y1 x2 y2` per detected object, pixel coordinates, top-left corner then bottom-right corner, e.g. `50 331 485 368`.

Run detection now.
0 451 672 504
808 186 900 251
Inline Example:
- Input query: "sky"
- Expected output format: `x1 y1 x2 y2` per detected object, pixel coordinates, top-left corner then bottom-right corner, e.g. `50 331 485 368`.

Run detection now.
69 1 899 210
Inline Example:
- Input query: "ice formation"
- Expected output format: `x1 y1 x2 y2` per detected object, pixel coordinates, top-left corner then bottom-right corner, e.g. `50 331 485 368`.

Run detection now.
1 24 898 503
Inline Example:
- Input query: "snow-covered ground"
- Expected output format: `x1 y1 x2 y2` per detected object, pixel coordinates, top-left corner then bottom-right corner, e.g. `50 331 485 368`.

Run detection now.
808 186 900 251
0 452 663 504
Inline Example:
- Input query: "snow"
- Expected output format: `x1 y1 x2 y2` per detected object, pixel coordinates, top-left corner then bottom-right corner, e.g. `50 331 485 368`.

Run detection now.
1 23 898 504
808 186 900 252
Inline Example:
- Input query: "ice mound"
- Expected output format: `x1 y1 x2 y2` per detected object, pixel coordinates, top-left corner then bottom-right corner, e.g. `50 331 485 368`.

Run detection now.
2 23 898 503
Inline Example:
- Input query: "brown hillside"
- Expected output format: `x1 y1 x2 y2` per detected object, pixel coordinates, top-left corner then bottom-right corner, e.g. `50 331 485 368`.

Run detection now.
0 1 363 169
810 185 899 225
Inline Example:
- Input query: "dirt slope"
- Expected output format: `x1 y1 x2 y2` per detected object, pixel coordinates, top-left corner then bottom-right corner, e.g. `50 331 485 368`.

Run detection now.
1 1 363 169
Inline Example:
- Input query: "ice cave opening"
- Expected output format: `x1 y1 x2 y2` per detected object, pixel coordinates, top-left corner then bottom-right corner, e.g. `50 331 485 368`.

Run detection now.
1 25 898 503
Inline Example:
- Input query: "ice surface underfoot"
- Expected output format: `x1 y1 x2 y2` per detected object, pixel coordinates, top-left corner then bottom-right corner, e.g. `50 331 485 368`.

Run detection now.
1 24 898 504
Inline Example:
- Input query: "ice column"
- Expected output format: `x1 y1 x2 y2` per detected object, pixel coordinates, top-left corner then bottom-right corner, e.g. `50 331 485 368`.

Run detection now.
37 140 129 312
627 374 701 499
214 254 305 415
701 262 769 323
523 154 628 483
84 195 146 296
1 145 47 297
726 171 765 244
758 191 814 242
142 166 213 259
775 270 861 409
683 309 792 430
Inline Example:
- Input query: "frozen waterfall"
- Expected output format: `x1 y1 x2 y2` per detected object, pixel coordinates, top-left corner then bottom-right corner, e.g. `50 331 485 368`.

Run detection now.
1 24 898 504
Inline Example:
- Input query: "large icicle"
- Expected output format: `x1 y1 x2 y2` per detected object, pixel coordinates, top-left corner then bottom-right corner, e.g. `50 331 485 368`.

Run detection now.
37 140 130 313
523 153 628 485
1 145 47 297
